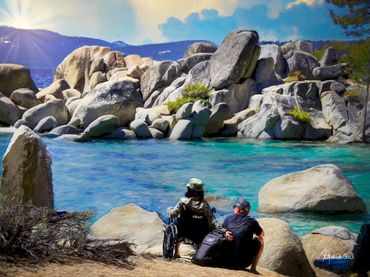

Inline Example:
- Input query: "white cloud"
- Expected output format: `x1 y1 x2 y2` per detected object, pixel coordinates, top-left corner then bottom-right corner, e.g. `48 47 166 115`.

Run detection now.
287 0 324 9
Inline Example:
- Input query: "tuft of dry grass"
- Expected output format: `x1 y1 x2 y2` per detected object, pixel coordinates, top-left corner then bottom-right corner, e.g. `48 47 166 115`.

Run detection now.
0 200 134 273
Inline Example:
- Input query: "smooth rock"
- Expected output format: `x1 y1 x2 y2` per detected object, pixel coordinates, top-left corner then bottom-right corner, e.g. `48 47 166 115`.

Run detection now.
0 64 38 97
10 88 40 109
258 164 366 213
210 79 257 117
130 119 152 138
259 44 286 77
0 126 53 208
149 127 164 139
285 50 320 79
89 71 107 89
49 124 81 136
36 79 69 102
54 46 111 92
176 102 193 120
0 92 22 125
320 47 338 66
104 128 136 140
82 115 120 138
183 60 211 88
313 63 347 81
14 119 30 129
89 57 105 77
150 118 169 133
34 116 58 133
205 103 230 136
302 226 357 277
179 53 213 74
90 204 164 254
22 99 69 129
169 119 194 140
103 51 126 69
140 61 182 102
72 80 143 128
254 57 282 92
210 30 260 89
295 40 314 54
183 42 217 58
257 218 313 277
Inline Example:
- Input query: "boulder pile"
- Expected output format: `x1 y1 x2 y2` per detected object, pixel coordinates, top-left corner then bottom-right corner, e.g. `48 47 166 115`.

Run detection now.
0 29 367 143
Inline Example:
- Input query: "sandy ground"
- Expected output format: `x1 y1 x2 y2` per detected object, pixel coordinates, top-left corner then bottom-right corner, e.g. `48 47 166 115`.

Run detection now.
2 256 285 277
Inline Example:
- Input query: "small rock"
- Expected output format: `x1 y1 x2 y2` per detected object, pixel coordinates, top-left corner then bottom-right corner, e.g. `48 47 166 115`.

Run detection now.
34 116 58 133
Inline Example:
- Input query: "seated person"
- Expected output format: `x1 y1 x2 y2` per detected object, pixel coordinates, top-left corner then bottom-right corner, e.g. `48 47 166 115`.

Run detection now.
222 199 264 273
167 178 219 257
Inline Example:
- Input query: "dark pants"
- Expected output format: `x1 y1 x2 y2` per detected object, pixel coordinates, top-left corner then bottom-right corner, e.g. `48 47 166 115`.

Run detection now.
221 238 261 269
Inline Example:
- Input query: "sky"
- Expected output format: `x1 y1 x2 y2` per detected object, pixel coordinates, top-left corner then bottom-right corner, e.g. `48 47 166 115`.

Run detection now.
0 0 356 45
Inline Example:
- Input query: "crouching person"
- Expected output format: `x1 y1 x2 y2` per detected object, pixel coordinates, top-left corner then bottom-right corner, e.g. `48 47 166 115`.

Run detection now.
167 178 218 258
222 199 264 273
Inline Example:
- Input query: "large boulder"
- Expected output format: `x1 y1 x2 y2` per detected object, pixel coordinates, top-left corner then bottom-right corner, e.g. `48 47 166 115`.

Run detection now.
210 79 257 116
205 103 230 136
259 44 286 77
320 47 339 66
90 204 164 254
183 42 217 58
285 50 320 79
0 64 38 97
10 88 40 109
130 119 152 138
0 126 53 208
54 46 111 93
169 119 194 140
254 58 282 92
71 80 143 128
49 124 81 137
22 99 69 129
302 226 357 277
140 61 182 102
258 164 366 214
179 53 213 74
295 40 314 54
0 92 22 125
183 60 211 88
257 218 313 277
321 90 359 142
313 63 347 81
36 79 70 102
209 30 260 89
82 115 120 138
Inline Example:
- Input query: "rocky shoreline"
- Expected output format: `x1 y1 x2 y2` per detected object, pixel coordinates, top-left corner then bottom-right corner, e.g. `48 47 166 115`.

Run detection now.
0 29 369 144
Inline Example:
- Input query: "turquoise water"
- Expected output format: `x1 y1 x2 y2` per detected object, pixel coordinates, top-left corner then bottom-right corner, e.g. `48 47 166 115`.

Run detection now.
0 134 369 236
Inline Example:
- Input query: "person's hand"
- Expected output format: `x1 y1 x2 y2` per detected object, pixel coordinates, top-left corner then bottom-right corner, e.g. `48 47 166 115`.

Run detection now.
225 230 234 241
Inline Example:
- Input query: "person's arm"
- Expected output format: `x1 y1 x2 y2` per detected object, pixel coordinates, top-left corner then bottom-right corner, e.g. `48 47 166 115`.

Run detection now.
167 200 183 218
253 220 264 242
203 201 222 230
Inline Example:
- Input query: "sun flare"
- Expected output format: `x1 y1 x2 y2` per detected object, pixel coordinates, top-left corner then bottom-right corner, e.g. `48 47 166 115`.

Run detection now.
0 0 49 29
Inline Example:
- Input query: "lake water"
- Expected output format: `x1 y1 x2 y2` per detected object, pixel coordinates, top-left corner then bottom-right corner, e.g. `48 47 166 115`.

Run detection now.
0 134 369 236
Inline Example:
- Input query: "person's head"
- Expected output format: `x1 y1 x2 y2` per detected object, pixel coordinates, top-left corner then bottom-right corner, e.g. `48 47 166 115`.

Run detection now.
185 178 204 200
233 199 251 215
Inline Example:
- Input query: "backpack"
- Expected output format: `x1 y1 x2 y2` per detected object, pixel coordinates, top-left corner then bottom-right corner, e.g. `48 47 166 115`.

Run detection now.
191 229 227 266
162 218 178 260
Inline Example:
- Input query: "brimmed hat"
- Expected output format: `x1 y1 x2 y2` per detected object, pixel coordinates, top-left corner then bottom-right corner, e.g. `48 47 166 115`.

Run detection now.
233 199 250 210
186 178 204 191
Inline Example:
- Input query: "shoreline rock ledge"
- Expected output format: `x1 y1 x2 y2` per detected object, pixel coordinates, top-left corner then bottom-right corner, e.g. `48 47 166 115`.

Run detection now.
258 164 366 214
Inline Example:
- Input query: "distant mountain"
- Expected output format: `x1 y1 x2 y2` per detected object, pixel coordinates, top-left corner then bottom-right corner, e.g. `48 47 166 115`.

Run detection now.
0 26 211 69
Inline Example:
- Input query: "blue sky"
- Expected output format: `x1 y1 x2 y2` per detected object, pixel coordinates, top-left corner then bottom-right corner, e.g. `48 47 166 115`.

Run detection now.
0 0 356 44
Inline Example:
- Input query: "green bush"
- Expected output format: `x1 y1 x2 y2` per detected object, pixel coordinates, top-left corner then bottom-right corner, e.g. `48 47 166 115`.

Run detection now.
183 83 211 99
289 105 312 123
284 71 307 83
166 83 211 113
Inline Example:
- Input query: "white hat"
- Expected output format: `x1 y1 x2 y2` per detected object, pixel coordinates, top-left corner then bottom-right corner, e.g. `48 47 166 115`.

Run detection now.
186 178 204 190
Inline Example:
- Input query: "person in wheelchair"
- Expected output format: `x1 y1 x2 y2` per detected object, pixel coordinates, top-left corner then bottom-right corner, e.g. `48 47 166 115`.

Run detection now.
167 178 219 258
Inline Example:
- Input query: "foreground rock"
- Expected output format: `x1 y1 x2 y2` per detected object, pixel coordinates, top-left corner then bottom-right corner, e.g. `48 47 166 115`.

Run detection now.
0 64 38 97
82 115 120 138
209 30 260 89
10 88 40 109
90 204 164 254
0 126 53 208
258 164 366 214
71 79 143 128
257 218 313 277
302 226 357 277
0 92 22 125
